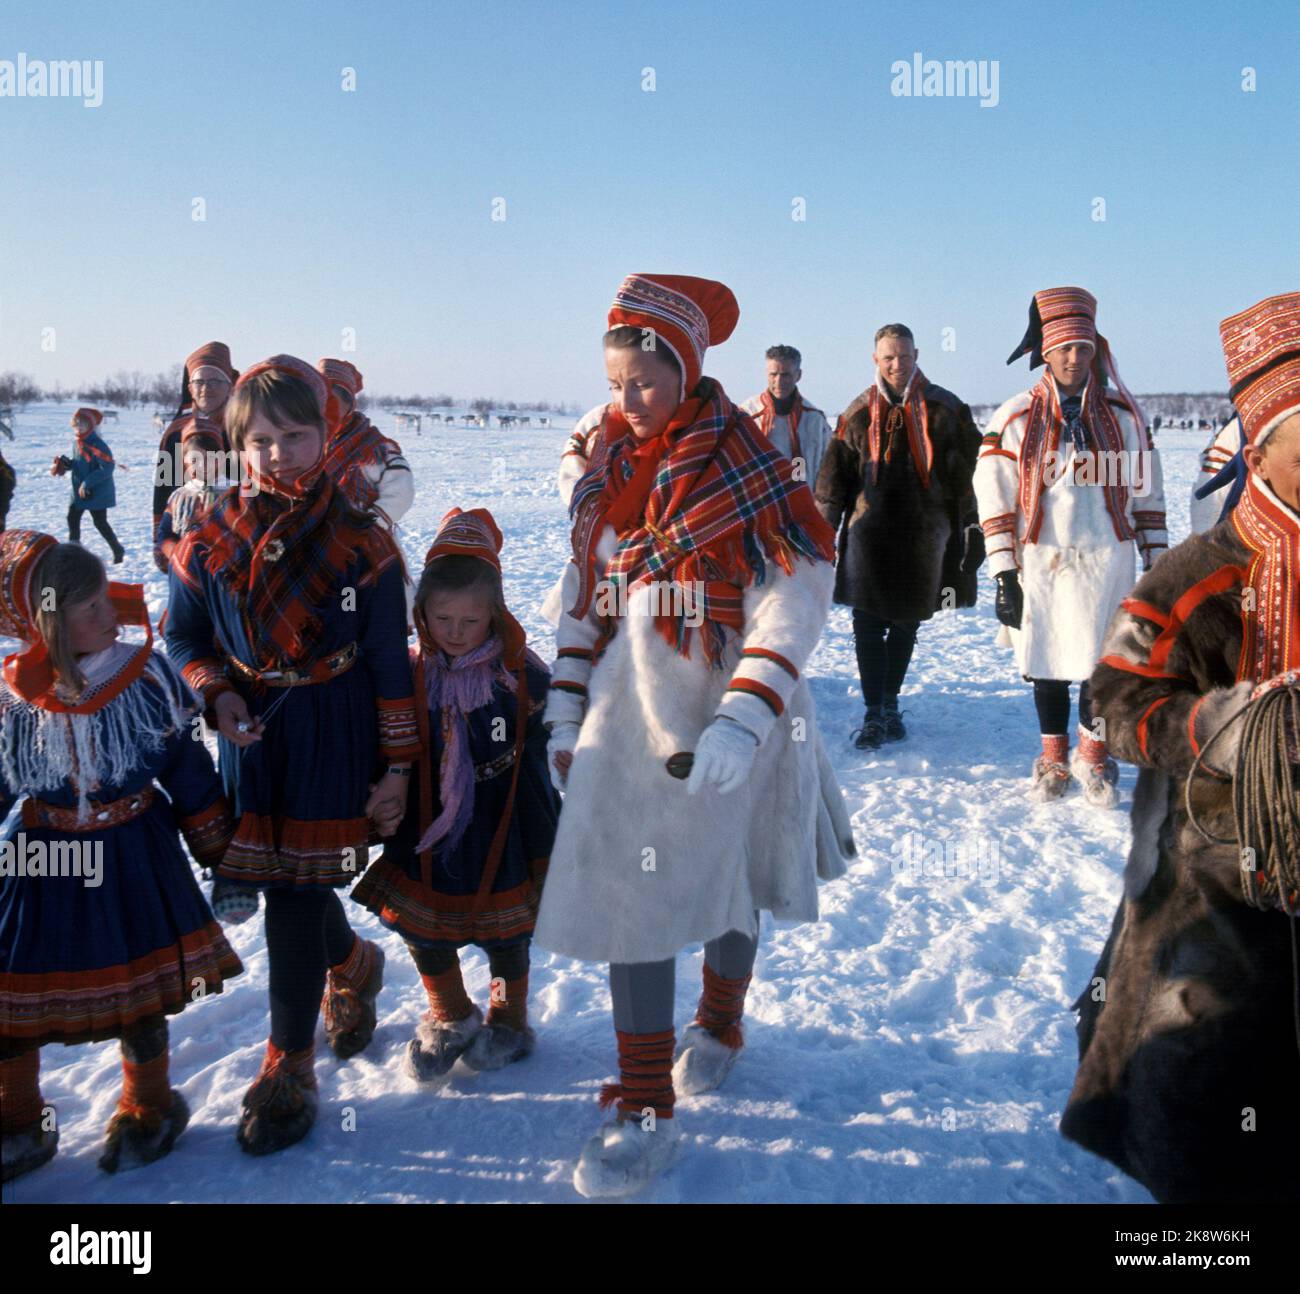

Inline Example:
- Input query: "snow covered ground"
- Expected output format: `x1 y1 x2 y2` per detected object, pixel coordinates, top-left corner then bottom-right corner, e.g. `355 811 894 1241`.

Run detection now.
1 401 1209 1204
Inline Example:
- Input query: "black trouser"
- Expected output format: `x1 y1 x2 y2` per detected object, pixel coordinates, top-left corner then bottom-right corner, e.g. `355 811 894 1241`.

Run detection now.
408 939 530 985
1031 679 1094 736
852 609 919 710
264 889 356 1052
68 505 122 554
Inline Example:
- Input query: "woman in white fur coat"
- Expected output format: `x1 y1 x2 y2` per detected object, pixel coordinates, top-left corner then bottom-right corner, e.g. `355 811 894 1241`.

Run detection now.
538 273 845 1198
975 286 1167 805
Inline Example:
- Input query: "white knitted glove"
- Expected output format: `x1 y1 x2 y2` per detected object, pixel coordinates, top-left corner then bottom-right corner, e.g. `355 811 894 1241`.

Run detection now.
547 721 581 793
686 716 760 796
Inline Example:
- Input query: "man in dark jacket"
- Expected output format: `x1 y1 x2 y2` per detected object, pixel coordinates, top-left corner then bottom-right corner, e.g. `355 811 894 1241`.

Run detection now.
1061 292 1300 1204
815 324 982 749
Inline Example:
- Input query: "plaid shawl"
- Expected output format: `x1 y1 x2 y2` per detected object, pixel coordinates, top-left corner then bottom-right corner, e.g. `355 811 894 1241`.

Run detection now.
568 379 835 666
322 411 404 517
1018 371 1132 546
179 462 398 669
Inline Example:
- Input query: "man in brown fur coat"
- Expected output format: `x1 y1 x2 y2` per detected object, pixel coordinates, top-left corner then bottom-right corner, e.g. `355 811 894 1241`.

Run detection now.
1061 292 1300 1203
814 324 982 749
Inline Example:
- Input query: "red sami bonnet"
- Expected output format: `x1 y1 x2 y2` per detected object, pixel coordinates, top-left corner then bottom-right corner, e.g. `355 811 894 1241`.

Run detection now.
0 529 153 709
416 507 526 668
607 274 740 401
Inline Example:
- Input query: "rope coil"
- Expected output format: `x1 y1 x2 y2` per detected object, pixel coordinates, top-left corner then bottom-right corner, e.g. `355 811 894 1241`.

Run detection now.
1186 683 1300 915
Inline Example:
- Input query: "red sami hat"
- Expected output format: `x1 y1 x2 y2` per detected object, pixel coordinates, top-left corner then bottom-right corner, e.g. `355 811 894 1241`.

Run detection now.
416 507 525 666
1220 292 1300 446
607 274 740 401
317 358 364 397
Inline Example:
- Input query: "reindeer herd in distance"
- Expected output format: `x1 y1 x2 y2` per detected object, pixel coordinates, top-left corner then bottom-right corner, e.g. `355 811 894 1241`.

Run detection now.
141 408 562 437
390 410 557 434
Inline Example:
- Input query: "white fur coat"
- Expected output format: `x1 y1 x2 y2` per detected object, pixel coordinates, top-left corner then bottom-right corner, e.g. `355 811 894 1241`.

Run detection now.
535 530 840 965
975 381 1168 680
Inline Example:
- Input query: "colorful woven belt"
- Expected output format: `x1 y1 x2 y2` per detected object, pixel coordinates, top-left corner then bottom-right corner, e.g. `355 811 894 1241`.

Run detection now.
23 784 156 831
226 641 358 688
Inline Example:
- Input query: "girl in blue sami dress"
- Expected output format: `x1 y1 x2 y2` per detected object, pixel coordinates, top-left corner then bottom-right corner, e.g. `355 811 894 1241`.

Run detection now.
164 355 421 1156
0 531 241 1182
353 508 559 1079
51 408 125 564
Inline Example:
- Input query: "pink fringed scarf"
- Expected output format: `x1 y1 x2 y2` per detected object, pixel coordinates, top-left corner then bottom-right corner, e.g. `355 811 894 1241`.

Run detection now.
415 636 517 860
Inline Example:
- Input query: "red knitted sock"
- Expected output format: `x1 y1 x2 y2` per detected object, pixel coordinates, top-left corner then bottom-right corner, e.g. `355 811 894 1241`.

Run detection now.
420 964 475 1023
1076 726 1109 769
330 934 376 989
695 962 752 1050
486 974 529 1031
1041 733 1069 765
0 1049 43 1133
598 1028 676 1121
260 1039 318 1090
117 1050 172 1122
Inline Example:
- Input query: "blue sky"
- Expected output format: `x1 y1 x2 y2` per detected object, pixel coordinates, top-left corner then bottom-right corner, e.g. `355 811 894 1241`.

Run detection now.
2 0 1297 411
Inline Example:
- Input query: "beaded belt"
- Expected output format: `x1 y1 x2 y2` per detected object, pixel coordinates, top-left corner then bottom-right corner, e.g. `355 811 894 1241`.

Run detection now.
226 641 358 688
23 785 156 831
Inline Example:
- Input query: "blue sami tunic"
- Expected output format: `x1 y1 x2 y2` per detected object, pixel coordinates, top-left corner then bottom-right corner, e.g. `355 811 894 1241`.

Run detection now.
0 646 241 1046
352 652 559 949
58 431 118 511
164 510 420 891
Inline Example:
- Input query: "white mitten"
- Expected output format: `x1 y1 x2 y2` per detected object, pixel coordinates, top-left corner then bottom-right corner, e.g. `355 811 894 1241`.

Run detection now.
547 721 581 793
685 717 759 796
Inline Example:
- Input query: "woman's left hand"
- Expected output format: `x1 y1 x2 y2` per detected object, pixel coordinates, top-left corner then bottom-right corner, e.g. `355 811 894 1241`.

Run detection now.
686 717 759 796
366 769 410 836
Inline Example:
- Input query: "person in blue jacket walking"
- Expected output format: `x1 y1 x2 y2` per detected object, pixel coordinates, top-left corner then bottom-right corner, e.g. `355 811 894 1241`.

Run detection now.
52 408 125 563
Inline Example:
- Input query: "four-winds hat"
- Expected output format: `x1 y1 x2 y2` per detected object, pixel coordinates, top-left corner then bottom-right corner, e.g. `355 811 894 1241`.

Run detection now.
1007 286 1098 367
1220 292 1300 446
71 407 102 432
607 273 740 400
317 358 364 397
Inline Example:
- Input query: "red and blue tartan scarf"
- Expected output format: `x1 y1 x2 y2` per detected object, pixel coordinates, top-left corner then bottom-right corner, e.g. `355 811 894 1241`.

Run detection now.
1018 371 1132 546
322 411 404 518
182 459 398 669
836 370 933 489
567 379 835 666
